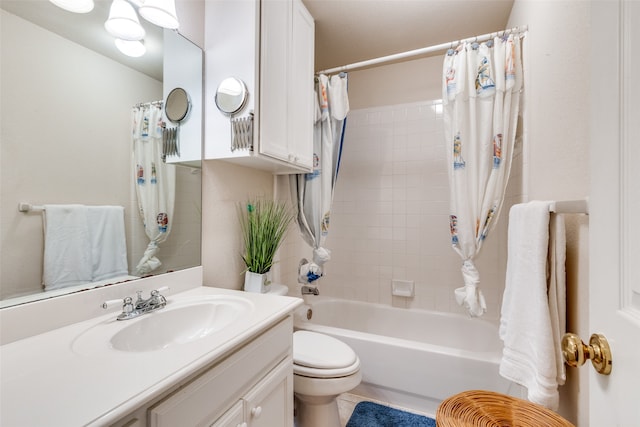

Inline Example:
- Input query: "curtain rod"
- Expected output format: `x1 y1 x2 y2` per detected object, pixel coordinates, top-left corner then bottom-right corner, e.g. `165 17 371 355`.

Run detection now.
316 25 528 75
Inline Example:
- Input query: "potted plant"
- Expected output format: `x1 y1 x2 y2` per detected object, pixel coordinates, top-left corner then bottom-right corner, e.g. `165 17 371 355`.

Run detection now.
238 198 294 293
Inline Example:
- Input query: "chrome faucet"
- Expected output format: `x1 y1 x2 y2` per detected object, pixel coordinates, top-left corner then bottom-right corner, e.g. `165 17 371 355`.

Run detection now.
102 287 168 320
301 285 319 296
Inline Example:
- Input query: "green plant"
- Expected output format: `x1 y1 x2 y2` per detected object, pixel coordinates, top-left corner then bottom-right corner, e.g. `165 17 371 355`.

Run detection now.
238 198 294 274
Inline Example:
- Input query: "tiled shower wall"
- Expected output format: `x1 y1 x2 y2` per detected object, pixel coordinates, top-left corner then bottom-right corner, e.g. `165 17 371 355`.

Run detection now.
284 100 522 323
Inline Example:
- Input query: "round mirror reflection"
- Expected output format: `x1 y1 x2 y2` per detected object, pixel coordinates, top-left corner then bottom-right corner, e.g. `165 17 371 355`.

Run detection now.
215 77 248 115
165 87 191 123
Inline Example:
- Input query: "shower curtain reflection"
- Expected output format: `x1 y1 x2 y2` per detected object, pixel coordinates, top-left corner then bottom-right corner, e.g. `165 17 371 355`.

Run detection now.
132 102 176 274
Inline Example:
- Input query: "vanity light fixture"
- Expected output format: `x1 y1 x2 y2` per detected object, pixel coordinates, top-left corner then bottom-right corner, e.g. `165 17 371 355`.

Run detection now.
115 38 146 57
138 0 179 30
49 0 94 14
105 0 146 41
49 0 180 58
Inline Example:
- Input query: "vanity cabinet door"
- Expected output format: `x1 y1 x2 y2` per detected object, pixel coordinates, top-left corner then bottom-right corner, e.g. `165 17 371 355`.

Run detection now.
148 317 292 427
210 401 245 427
243 358 293 427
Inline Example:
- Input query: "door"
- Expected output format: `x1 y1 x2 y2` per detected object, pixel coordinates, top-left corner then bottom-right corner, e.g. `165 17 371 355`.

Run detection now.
243 358 294 427
590 1 640 425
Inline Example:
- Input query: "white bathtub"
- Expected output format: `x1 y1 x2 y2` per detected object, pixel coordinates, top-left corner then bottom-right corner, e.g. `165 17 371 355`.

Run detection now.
294 297 521 414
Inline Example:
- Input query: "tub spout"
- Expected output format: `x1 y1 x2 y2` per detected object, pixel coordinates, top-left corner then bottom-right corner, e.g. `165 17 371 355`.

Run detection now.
301 285 319 296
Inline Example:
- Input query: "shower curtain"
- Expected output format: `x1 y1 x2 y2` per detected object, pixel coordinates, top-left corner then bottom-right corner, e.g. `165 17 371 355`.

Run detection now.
132 102 176 274
290 73 349 284
443 34 523 317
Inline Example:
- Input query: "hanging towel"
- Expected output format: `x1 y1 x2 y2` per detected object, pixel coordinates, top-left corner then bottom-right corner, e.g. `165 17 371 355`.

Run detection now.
499 200 566 410
43 204 129 290
87 206 128 282
43 205 93 290
548 211 567 388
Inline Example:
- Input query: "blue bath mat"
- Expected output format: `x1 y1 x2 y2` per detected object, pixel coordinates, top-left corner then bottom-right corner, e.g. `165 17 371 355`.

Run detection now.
346 401 436 427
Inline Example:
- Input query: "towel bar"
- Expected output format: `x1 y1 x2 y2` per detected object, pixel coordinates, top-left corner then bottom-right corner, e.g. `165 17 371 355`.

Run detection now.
548 199 589 215
18 203 45 213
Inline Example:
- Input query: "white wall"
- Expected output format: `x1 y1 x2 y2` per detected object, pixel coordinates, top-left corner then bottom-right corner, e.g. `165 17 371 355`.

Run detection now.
0 11 201 300
507 1 590 425
200 160 274 289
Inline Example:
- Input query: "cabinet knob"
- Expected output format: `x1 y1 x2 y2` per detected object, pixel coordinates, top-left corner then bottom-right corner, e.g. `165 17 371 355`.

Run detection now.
251 406 262 418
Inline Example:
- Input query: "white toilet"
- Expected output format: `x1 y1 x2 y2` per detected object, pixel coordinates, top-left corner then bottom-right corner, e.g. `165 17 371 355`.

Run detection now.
292 330 362 427
260 284 362 426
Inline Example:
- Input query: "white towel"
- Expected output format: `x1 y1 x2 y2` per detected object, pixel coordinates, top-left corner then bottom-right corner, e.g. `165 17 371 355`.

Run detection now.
88 206 128 282
43 205 129 290
43 205 92 290
499 200 566 410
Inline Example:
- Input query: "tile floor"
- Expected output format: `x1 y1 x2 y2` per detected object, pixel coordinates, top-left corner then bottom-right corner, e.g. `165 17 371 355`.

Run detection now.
337 392 435 426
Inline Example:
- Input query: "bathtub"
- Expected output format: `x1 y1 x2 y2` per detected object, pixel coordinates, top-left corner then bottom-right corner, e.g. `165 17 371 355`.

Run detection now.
294 297 521 414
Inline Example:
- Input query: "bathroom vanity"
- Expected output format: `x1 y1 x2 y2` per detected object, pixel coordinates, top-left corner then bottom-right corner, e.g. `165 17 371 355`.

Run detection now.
0 280 302 427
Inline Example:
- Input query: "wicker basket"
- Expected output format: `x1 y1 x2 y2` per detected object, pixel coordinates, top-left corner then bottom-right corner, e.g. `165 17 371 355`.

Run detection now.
436 390 575 427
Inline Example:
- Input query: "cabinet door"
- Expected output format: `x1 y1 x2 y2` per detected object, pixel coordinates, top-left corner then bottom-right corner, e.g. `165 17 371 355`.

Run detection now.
288 0 315 170
210 401 245 427
259 0 290 163
243 358 294 427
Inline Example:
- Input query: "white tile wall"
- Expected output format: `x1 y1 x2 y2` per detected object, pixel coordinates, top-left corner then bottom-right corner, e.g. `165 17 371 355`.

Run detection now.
283 100 523 324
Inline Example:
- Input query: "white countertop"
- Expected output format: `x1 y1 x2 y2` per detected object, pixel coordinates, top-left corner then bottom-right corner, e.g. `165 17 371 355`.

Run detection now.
0 286 302 427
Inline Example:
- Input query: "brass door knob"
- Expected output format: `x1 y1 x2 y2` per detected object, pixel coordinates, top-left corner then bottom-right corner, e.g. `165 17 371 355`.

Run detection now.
561 332 612 375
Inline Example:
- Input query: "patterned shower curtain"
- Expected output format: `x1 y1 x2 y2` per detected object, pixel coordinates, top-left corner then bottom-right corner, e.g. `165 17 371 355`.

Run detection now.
290 73 349 284
132 102 176 274
443 34 523 317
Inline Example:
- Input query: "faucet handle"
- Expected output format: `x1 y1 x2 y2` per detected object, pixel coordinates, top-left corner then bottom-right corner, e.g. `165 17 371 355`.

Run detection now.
152 286 170 295
102 296 134 313
102 298 124 309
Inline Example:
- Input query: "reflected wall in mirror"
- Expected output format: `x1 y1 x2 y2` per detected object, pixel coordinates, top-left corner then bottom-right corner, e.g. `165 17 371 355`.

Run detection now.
0 1 202 307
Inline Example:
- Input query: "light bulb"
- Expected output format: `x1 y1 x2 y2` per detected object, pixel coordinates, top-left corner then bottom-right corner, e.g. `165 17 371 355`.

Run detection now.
49 0 94 13
138 0 179 30
115 38 146 57
105 0 146 41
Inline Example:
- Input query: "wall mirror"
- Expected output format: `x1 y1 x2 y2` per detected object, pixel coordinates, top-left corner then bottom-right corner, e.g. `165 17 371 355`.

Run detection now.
215 77 249 115
0 1 202 308
165 87 191 123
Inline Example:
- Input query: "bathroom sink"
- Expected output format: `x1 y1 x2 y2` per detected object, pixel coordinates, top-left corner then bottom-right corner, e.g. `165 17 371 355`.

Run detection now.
72 295 254 354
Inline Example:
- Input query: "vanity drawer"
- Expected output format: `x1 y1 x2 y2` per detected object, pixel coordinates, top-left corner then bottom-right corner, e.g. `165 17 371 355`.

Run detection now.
148 316 293 427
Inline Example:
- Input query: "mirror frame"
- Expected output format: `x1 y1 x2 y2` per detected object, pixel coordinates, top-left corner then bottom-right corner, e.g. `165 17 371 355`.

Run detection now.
215 77 248 115
165 87 191 123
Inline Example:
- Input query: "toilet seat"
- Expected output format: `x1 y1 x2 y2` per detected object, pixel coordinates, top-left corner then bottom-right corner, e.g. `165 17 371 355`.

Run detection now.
293 358 360 378
293 331 360 378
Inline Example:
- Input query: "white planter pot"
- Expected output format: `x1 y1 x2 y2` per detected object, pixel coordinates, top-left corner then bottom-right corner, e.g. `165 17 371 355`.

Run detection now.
244 271 271 293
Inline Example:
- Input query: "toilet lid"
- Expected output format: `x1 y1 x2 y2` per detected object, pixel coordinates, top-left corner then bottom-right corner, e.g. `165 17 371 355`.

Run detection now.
293 331 358 369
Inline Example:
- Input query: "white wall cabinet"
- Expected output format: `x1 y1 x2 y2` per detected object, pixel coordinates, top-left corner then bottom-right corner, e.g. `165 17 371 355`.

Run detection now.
111 317 294 427
163 29 203 168
204 0 315 174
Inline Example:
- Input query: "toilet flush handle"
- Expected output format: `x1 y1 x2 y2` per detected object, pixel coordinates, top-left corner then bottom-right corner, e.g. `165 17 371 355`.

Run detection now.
251 406 262 418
